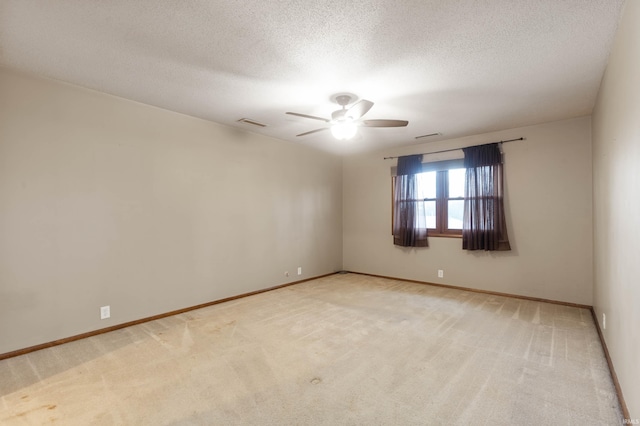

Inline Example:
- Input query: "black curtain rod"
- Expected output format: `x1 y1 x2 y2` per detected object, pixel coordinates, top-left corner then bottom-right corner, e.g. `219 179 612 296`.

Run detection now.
383 137 525 160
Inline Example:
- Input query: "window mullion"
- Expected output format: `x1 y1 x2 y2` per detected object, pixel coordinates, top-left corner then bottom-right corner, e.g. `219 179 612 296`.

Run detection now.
436 170 446 234
443 170 450 233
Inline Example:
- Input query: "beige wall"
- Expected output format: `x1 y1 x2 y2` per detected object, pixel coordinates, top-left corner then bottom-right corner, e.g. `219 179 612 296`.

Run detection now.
0 68 343 354
592 0 640 419
343 117 593 305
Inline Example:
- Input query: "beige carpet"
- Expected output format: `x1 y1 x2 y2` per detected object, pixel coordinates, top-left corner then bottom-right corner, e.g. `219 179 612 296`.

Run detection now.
0 273 622 425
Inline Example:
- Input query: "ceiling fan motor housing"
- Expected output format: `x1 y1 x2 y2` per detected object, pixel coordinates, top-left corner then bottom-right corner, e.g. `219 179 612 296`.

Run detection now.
331 109 350 122
331 94 355 122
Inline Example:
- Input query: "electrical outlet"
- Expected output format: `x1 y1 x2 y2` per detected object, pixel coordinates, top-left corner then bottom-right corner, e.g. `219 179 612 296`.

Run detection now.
603 313 606 330
284 271 289 277
438 269 444 278
297 267 302 275
100 305 110 320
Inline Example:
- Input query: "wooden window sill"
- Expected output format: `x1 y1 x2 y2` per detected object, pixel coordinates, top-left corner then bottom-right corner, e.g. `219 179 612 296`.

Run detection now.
428 233 462 239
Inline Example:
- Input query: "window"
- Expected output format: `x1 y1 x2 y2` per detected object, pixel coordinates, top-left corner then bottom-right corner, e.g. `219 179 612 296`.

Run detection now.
392 162 465 237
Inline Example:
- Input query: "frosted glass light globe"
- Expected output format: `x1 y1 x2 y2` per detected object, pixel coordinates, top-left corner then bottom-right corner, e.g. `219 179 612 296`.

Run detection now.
330 122 357 140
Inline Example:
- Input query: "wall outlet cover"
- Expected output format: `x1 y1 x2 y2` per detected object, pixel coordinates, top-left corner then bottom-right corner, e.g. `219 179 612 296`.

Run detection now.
100 305 110 320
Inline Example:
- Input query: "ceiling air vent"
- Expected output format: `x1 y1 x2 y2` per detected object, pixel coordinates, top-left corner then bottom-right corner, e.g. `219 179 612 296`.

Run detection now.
237 118 267 127
415 132 441 140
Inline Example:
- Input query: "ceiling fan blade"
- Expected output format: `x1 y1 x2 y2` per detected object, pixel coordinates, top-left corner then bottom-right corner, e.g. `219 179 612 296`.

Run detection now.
361 119 408 127
286 112 330 123
346 99 374 120
296 127 329 137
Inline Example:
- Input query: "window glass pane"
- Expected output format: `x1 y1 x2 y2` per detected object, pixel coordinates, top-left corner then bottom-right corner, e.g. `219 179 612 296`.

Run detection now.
416 172 436 199
416 200 436 229
448 168 465 198
448 200 464 229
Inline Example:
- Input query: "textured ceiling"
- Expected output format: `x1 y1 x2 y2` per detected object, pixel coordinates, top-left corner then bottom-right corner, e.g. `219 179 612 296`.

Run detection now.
0 1 625 154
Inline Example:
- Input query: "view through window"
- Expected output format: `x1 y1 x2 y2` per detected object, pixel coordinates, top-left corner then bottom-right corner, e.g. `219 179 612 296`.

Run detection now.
394 167 465 236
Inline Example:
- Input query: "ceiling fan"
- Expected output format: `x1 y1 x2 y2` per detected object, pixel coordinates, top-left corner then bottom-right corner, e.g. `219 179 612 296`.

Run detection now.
286 93 408 140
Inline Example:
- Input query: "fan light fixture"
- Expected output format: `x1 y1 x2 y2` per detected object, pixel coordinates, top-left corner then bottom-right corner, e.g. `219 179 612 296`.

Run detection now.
285 93 409 140
331 121 357 140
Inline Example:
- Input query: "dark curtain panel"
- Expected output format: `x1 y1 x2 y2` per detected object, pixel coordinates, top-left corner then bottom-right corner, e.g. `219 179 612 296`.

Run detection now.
393 154 428 247
462 143 511 251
